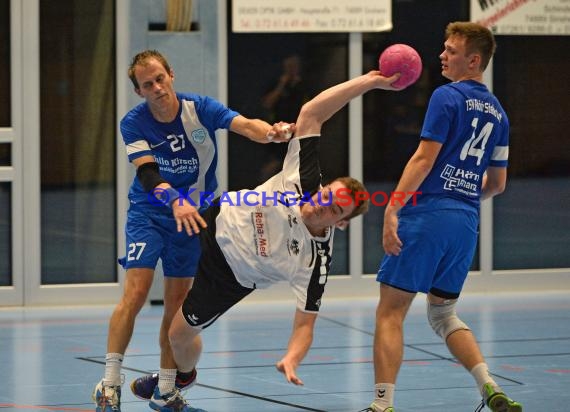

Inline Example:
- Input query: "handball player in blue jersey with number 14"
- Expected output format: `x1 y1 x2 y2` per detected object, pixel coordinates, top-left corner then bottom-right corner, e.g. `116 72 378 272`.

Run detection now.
361 22 523 412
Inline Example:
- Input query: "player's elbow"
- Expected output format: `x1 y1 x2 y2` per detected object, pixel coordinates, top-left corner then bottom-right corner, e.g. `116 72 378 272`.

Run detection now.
483 180 506 198
483 167 507 197
298 100 319 121
490 181 506 196
295 101 323 134
409 154 435 177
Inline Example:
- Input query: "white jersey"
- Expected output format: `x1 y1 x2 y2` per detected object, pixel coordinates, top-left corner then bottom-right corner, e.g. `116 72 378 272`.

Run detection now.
215 135 334 312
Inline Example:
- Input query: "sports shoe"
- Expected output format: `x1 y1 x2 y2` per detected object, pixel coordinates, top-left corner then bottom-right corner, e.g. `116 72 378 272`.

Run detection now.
131 369 197 400
475 383 523 412
358 406 394 412
149 386 206 412
92 379 121 412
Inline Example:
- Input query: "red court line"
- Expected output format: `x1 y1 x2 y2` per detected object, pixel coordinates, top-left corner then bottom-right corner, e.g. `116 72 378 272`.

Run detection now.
0 405 91 411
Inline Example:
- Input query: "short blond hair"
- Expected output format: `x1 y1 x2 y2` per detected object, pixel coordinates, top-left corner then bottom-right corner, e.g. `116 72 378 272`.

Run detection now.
445 22 496 71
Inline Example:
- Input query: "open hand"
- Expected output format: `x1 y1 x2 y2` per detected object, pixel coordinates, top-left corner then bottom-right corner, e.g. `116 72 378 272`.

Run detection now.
276 358 304 386
172 200 207 236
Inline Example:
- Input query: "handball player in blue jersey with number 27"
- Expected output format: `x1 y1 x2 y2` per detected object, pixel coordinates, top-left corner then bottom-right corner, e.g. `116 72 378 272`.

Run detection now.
93 49 293 411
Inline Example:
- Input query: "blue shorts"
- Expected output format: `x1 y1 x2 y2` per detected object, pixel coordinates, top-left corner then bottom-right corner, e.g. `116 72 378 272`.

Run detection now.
377 209 478 296
118 207 200 278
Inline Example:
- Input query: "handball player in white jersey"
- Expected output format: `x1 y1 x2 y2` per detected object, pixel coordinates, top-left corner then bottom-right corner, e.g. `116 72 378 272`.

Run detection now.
157 70 402 409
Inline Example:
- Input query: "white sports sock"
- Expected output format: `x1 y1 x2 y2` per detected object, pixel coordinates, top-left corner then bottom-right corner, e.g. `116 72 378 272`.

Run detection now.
371 383 395 411
470 362 500 396
103 353 123 386
158 368 177 396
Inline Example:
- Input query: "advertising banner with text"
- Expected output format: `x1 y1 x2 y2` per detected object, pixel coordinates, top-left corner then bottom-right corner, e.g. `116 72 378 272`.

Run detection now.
232 0 392 33
471 0 570 35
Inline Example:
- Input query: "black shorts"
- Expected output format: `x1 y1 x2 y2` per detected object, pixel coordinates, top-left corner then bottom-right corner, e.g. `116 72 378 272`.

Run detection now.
181 204 254 329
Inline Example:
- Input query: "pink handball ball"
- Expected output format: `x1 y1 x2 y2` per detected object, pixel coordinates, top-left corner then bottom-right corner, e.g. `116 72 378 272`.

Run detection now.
378 44 423 89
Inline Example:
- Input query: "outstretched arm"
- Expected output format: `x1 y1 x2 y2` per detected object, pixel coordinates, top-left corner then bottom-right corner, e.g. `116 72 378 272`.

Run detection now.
230 115 294 144
276 309 318 385
295 71 400 136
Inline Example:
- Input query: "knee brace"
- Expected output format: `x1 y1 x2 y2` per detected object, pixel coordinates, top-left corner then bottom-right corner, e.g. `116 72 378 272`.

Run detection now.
427 300 470 340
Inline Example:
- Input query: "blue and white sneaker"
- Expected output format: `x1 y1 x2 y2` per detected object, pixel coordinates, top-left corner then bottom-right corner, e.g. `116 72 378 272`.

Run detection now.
149 386 206 412
92 379 121 412
131 369 197 400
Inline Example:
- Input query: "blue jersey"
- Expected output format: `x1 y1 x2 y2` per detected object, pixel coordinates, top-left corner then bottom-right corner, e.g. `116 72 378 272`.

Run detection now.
120 92 239 211
402 80 509 215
